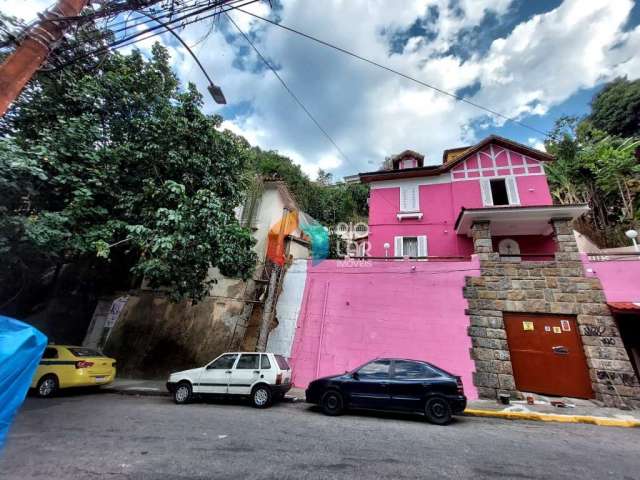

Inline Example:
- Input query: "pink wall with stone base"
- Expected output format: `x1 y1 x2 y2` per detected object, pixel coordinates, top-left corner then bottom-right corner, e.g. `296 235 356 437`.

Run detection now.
288 258 481 399
581 255 640 302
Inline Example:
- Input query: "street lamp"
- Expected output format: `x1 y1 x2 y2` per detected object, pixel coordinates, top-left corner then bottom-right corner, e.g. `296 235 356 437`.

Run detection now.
140 11 226 104
625 229 639 252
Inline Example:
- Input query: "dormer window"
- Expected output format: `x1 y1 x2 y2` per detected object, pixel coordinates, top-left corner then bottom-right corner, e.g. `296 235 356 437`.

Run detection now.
400 158 417 169
392 150 425 170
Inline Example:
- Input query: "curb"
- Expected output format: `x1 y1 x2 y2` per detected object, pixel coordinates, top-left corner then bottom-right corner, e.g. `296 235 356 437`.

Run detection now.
464 408 640 428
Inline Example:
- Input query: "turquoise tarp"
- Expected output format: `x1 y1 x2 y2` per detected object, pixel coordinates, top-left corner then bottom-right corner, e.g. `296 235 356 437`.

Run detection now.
0 316 47 450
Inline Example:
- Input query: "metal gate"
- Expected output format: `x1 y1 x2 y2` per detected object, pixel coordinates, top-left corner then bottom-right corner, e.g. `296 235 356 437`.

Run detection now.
504 313 593 399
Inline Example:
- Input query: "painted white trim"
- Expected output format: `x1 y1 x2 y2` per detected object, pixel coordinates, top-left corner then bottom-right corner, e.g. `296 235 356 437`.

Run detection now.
370 172 452 189
396 212 423 220
450 146 546 182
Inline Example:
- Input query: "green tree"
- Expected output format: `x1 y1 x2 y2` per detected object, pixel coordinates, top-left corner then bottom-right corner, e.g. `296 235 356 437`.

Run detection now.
545 116 640 247
0 42 256 304
589 77 640 137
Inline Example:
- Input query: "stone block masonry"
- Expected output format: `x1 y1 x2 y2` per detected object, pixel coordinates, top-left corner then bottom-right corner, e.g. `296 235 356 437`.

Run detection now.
464 219 640 408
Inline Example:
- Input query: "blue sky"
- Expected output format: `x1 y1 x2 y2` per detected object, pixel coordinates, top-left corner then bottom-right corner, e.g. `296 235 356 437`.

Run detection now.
4 0 640 179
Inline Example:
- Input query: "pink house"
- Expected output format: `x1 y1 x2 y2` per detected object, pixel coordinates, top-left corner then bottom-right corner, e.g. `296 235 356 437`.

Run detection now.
361 135 585 260
274 135 640 408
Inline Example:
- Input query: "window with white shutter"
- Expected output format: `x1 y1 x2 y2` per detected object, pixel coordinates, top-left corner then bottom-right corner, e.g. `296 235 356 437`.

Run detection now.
480 179 493 206
481 177 520 206
506 176 520 205
417 236 428 257
399 185 419 212
394 236 403 257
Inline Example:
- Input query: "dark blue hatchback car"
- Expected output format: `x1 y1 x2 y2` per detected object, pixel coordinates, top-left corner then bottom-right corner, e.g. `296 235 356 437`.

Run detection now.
305 358 467 425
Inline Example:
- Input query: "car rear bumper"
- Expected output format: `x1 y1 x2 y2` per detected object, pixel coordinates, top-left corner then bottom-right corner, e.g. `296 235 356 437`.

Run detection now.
62 370 116 388
271 383 292 395
449 395 467 414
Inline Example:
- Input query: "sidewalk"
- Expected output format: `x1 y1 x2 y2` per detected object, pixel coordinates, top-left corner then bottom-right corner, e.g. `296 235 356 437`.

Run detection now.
105 381 640 427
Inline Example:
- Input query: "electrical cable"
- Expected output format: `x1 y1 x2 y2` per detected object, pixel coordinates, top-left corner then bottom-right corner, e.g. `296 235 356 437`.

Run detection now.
50 0 259 69
225 12 350 165
236 8 551 137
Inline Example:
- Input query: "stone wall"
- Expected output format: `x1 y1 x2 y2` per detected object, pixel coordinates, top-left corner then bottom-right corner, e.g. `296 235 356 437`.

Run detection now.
104 280 259 378
463 219 640 408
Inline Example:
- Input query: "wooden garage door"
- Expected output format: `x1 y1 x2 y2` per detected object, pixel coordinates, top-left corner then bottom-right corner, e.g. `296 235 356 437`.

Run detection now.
504 313 593 399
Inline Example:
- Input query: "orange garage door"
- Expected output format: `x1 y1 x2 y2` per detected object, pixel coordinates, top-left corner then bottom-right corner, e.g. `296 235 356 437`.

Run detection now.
504 313 593 399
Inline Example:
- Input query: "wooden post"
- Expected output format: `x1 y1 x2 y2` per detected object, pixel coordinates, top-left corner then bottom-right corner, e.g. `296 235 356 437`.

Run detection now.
0 0 89 116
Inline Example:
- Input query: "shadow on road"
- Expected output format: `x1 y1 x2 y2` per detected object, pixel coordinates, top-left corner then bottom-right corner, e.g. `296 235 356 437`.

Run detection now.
303 404 467 426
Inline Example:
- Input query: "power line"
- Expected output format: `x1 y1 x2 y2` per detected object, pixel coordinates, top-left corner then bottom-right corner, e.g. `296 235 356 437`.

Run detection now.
236 8 551 138
225 12 350 164
54 0 228 54
51 0 259 69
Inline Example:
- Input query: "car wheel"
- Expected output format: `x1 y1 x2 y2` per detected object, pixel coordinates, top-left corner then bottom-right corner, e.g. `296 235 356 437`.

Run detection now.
36 375 58 398
320 390 344 416
174 382 192 405
424 397 452 425
251 385 272 408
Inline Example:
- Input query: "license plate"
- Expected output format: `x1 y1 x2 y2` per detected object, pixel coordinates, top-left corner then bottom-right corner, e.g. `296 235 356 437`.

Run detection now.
94 376 106 382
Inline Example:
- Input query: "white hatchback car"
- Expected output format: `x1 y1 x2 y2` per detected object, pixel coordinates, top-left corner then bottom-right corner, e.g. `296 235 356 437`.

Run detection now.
166 352 292 408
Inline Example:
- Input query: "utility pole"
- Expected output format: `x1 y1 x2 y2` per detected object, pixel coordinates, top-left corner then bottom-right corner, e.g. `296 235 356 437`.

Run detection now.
0 0 90 116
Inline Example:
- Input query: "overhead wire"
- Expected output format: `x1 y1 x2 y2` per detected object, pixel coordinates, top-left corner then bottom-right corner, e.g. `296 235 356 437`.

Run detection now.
225 12 350 165
49 0 259 69
51 0 245 56
236 8 551 138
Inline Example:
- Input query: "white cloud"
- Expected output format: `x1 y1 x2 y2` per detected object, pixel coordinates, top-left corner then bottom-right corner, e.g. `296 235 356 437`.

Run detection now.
0 0 51 22
4 0 640 180
528 137 546 152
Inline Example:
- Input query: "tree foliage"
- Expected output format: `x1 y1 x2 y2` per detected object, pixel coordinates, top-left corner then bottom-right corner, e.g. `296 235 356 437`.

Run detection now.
589 77 640 138
236 142 369 227
545 115 640 247
0 42 256 303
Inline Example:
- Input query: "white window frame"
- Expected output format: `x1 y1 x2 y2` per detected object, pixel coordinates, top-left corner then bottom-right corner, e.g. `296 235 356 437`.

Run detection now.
394 235 428 258
480 176 520 207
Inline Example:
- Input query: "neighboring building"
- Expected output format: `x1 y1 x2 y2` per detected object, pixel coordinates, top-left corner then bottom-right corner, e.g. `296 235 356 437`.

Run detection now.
334 220 369 257
85 179 311 378
267 135 640 408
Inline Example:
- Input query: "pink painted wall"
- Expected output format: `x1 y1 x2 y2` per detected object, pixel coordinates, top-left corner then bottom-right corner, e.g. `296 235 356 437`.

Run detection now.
581 255 640 302
367 143 554 257
288 258 481 399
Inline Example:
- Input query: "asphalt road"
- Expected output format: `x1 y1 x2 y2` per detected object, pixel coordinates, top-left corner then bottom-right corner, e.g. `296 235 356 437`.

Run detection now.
2 392 639 480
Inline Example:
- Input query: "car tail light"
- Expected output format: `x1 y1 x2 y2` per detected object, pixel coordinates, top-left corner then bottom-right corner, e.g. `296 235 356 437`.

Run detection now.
112 362 117 367
75 361 94 369
276 373 282 385
456 376 464 395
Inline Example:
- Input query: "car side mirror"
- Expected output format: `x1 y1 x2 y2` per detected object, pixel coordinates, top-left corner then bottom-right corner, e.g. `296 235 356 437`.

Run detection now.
352 371 359 380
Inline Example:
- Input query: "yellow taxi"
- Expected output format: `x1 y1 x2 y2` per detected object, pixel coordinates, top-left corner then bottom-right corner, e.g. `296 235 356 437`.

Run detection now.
31 345 117 397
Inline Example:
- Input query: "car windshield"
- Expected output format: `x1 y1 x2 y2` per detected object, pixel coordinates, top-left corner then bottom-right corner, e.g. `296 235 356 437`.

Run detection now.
68 347 104 357
274 355 290 370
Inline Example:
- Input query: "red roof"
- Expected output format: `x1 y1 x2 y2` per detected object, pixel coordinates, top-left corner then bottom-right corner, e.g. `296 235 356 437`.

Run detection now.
607 302 640 314
359 134 554 184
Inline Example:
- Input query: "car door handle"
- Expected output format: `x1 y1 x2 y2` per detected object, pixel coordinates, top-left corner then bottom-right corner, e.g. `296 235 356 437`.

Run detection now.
253 370 260 374
225 370 232 374
552 346 569 355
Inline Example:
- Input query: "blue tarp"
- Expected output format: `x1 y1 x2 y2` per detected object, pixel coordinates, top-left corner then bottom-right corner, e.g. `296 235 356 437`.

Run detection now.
0 316 47 451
